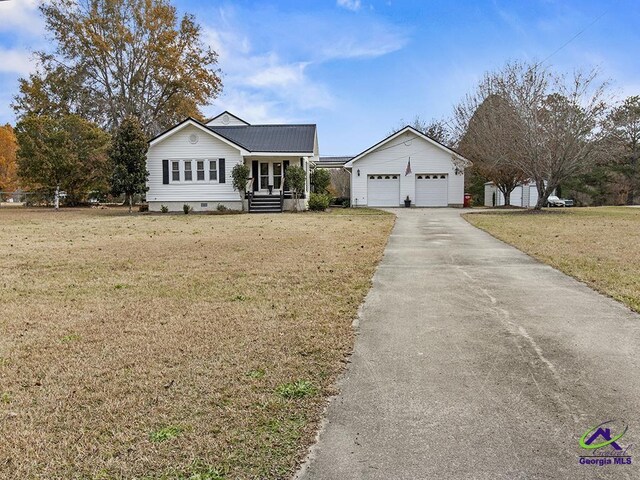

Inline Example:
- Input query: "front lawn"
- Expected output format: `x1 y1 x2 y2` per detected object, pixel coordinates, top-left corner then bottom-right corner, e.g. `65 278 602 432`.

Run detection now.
0 208 394 479
464 207 640 313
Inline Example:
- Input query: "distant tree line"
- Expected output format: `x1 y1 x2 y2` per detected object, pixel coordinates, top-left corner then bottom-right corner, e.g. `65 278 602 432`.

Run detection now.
400 61 639 208
8 0 222 208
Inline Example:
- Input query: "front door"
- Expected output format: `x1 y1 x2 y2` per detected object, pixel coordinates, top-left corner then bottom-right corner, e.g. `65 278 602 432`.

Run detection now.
273 162 282 190
259 162 284 191
259 162 270 191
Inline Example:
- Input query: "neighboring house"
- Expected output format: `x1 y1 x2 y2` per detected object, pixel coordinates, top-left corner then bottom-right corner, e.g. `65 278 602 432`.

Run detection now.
344 126 470 207
146 111 318 212
484 181 540 208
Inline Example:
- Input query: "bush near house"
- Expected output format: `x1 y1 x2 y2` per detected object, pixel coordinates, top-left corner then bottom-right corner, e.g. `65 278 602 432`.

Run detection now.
308 192 332 211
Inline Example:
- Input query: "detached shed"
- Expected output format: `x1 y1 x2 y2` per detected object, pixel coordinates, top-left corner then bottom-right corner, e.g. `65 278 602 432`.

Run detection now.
484 181 540 208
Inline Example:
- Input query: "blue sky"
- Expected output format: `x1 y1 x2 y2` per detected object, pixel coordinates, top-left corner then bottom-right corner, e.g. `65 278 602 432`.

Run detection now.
0 0 639 154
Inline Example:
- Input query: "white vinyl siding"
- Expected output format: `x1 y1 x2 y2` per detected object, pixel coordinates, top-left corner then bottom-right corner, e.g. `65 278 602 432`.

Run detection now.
415 174 448 207
485 182 540 207
147 125 242 203
367 175 400 207
350 130 465 207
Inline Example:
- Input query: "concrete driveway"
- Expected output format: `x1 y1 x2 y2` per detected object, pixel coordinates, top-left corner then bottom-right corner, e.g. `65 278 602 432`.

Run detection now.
297 208 640 480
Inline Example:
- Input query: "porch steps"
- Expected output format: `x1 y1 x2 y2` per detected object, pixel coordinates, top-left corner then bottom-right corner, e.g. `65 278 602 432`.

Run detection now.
249 194 283 213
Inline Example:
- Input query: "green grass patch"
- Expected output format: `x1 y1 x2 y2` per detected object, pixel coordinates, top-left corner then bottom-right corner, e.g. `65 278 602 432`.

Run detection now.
150 425 184 443
275 380 317 399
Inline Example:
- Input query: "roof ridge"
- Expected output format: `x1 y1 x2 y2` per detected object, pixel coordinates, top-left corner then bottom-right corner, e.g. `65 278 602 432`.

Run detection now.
209 124 316 128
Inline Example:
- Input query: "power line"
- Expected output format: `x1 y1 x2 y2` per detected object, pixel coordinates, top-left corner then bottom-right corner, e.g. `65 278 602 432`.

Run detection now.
536 9 609 67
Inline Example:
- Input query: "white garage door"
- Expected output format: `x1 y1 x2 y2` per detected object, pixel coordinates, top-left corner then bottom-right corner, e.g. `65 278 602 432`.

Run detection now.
415 174 448 207
367 174 400 207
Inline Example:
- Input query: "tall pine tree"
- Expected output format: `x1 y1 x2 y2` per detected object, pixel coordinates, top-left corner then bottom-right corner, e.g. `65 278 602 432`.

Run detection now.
110 116 149 212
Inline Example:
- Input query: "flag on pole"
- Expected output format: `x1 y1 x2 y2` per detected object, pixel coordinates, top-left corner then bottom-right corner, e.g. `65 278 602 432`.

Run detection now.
405 157 412 176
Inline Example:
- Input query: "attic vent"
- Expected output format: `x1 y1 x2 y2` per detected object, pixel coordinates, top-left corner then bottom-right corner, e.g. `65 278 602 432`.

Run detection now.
188 133 199 144
222 114 230 125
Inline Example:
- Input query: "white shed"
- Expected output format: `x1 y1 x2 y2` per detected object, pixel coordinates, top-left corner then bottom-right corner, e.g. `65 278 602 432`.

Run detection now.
344 127 470 207
484 181 540 208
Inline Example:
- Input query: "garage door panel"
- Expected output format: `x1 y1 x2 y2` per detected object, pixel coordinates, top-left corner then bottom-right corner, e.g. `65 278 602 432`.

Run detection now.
415 174 448 207
367 175 400 207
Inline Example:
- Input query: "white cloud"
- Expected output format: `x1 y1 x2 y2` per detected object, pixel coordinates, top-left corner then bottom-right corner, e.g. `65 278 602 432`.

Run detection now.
200 5 407 123
337 0 362 12
0 0 44 36
247 62 308 88
0 48 36 75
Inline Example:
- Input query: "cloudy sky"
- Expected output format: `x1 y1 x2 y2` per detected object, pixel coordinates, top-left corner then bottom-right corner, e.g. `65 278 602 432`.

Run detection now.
0 0 638 154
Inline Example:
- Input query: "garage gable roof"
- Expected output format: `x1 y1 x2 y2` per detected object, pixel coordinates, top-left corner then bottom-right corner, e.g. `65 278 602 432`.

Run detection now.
344 126 471 168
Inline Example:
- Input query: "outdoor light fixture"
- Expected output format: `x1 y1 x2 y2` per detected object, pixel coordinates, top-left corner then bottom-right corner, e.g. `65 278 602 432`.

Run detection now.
454 166 462 176
357 169 360 176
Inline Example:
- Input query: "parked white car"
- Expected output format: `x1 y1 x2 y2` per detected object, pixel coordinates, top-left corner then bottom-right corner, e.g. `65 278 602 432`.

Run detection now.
546 195 566 207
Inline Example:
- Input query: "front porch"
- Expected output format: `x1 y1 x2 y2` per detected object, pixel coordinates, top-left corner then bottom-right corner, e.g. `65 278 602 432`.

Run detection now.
244 157 310 213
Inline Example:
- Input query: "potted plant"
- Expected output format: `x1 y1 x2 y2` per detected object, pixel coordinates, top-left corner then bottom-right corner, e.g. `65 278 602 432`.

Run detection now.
404 195 411 208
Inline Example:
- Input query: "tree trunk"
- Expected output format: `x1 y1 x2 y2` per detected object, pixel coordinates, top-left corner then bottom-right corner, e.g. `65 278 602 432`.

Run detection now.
128 194 132 213
504 191 511 206
534 180 546 210
534 180 556 210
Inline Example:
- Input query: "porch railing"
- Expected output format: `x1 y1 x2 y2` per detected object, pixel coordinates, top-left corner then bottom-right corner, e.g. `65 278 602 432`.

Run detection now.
279 176 285 211
246 178 254 210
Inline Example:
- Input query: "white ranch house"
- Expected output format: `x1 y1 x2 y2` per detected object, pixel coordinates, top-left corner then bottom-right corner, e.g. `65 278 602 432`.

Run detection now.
146 112 318 213
344 127 471 208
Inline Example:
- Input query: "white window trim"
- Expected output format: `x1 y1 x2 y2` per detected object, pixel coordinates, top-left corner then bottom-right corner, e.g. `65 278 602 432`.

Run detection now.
209 159 218 183
169 159 220 185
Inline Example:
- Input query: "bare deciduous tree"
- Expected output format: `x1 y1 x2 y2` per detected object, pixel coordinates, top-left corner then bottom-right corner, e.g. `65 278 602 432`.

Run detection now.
391 116 453 146
455 61 610 209
455 89 528 206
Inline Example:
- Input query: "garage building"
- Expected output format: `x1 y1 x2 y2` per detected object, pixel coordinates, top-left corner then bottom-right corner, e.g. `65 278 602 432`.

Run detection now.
344 126 470 208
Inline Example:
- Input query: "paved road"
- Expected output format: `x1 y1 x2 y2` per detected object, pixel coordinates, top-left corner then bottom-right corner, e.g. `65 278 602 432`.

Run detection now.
297 208 640 480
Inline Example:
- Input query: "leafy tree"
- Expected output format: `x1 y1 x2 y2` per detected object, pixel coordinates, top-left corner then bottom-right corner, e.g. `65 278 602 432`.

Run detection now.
311 168 331 194
13 0 222 136
231 163 251 211
109 116 149 213
16 115 110 206
0 124 18 196
285 165 306 212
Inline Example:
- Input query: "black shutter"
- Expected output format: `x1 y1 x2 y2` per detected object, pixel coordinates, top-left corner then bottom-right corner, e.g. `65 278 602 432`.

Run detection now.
300 158 304 168
219 158 226 183
283 160 290 190
252 161 259 191
162 160 169 184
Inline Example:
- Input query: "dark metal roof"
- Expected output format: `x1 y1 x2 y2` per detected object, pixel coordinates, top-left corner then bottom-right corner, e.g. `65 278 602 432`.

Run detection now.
316 156 353 168
208 124 316 153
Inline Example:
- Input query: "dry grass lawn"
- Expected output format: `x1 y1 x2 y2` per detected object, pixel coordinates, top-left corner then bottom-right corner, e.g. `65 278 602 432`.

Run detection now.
464 207 640 313
0 207 394 479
